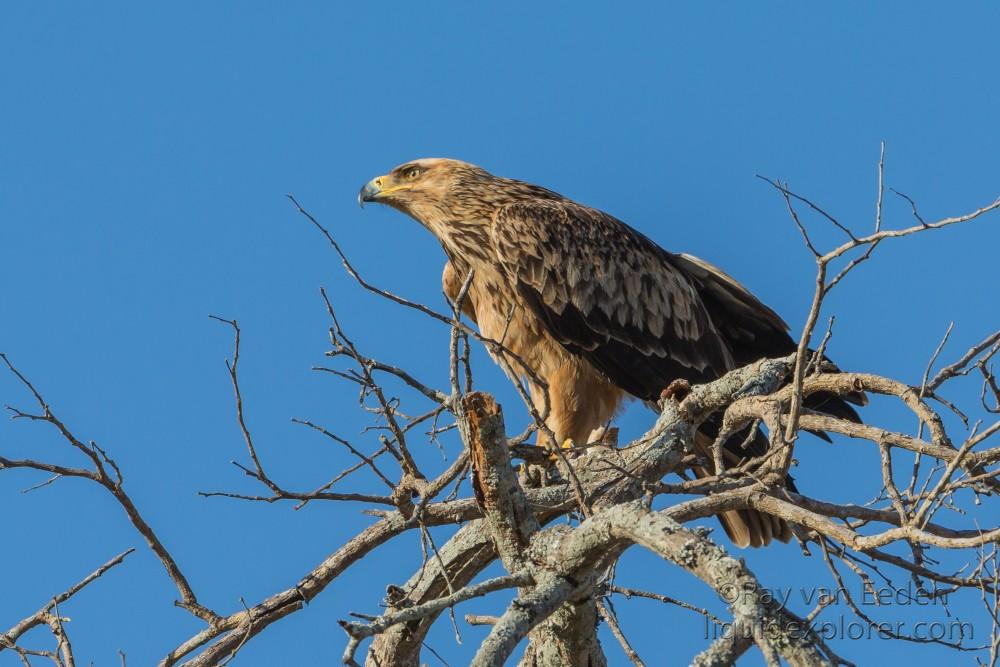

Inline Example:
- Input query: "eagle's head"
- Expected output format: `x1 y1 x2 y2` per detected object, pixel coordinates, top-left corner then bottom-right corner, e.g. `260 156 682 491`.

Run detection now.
359 158 563 264
359 158 493 222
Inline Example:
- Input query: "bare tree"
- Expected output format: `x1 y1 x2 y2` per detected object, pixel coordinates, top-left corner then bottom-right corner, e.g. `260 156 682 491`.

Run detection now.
3 149 999 666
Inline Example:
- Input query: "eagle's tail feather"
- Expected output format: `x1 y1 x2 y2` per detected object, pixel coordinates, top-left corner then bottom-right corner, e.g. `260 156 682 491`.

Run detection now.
692 465 793 548
693 431 794 548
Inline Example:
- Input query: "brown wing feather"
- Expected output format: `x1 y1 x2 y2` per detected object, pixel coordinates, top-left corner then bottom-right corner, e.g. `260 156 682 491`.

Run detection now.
672 253 791 362
490 201 734 400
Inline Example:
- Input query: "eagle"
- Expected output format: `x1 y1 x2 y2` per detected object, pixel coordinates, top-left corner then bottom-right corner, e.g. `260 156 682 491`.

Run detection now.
359 158 863 548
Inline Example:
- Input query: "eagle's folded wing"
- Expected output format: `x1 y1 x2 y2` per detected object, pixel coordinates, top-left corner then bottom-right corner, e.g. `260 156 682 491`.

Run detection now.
489 200 733 400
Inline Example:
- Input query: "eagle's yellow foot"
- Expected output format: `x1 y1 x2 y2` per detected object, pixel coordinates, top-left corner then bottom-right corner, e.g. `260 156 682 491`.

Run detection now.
547 438 575 462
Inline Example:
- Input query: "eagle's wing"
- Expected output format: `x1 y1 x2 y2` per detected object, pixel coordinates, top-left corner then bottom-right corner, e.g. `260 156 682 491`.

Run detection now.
490 200 734 400
671 253 793 364
442 260 478 323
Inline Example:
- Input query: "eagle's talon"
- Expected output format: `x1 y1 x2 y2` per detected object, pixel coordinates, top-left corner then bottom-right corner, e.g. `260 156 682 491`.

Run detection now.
546 438 575 463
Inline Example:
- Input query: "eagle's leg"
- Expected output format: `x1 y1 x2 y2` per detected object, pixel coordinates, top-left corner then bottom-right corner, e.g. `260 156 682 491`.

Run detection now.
531 359 624 450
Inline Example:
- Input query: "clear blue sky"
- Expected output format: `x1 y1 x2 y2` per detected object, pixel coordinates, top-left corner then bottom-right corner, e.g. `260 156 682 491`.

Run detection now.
2 3 998 665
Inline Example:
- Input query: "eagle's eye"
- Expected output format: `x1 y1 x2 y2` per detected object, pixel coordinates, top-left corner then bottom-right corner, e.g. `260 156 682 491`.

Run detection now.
402 166 421 180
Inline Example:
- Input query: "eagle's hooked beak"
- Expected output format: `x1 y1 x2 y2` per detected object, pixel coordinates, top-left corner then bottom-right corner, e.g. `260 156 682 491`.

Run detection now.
358 178 381 208
358 175 413 208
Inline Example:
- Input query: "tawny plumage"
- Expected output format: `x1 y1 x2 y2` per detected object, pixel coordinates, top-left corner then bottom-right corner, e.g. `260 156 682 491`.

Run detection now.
360 158 863 548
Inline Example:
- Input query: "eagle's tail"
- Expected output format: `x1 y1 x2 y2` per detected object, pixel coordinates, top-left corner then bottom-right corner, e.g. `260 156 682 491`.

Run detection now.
692 430 793 548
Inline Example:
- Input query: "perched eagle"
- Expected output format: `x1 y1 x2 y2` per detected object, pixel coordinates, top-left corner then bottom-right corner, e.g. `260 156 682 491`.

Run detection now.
359 158 862 548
